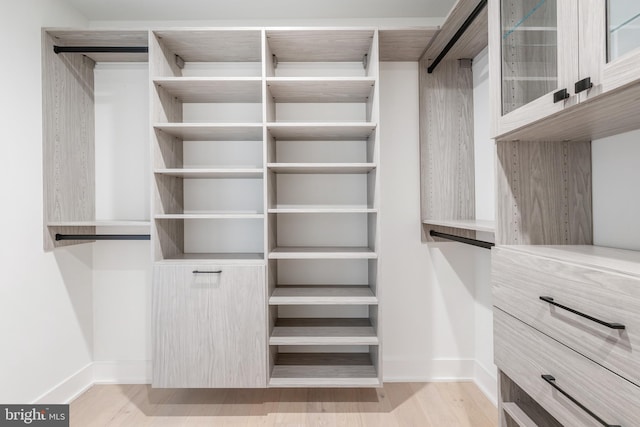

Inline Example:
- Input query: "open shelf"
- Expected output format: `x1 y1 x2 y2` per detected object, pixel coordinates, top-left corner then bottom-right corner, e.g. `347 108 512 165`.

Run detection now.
47 220 150 228
157 252 265 263
154 168 263 179
268 206 376 214
267 123 377 140
269 247 377 259
155 213 263 220
154 123 263 141
270 286 377 305
266 78 375 103
154 77 262 102
502 402 539 427
47 30 149 62
266 29 375 63
422 219 495 233
268 163 376 174
153 29 262 63
269 353 380 387
270 318 378 345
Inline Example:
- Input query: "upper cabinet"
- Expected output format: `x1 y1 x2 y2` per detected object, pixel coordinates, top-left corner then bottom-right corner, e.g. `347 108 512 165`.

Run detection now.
579 0 640 100
490 0 640 141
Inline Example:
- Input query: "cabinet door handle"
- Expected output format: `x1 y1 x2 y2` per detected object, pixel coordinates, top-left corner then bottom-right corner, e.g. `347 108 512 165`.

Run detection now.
553 88 570 103
575 77 593 94
192 270 222 274
539 296 625 330
541 375 620 427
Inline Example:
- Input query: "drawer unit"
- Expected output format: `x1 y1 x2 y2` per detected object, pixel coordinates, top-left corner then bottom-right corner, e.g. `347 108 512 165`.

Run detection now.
152 263 266 388
495 308 640 427
493 245 640 386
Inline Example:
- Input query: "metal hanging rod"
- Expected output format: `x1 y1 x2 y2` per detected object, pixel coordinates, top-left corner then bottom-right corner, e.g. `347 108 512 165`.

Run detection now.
427 0 488 74
429 230 494 250
55 234 150 241
53 46 149 54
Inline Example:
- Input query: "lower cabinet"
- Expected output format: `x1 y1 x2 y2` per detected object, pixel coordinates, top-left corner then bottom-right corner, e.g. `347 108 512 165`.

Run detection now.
152 263 266 388
492 245 640 427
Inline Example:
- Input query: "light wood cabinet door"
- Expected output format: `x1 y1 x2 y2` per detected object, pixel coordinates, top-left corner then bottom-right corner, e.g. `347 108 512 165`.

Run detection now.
490 0 580 137
152 264 266 388
494 309 640 427
579 0 640 101
493 246 640 386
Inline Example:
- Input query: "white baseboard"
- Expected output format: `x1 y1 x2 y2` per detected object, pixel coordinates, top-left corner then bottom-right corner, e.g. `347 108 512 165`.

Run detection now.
35 358 495 405
383 358 475 382
473 361 498 406
33 360 151 404
93 360 151 384
33 363 95 404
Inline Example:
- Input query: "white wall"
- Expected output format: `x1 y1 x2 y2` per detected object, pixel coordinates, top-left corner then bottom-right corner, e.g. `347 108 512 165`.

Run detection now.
0 0 90 403
593 129 640 250
93 63 151 369
380 62 480 382
472 47 497 402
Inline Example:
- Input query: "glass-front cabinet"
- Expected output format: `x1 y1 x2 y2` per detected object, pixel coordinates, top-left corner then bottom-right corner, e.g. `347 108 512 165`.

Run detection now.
579 0 640 102
491 0 579 137
490 0 640 139
608 0 640 61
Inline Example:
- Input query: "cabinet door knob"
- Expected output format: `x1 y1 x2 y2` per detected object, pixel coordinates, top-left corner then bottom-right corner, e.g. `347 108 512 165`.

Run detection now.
541 375 620 427
575 77 594 94
553 89 570 103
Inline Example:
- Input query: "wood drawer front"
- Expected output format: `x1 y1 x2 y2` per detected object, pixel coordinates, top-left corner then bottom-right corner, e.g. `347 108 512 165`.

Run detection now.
495 309 640 427
152 264 266 388
493 247 640 385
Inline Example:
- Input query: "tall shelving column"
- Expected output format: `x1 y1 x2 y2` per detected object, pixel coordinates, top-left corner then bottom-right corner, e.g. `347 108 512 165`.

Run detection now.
264 29 382 387
149 29 268 388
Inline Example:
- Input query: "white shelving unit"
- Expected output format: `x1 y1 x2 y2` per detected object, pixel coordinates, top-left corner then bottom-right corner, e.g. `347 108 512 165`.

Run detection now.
46 26 445 389
148 28 382 388
264 28 381 387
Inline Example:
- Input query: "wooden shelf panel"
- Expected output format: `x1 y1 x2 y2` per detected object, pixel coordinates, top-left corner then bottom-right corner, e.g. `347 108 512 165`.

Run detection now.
48 220 150 227
153 29 262 62
269 247 377 259
502 402 539 427
46 30 149 62
155 213 264 219
154 78 262 102
422 219 495 233
266 78 375 102
498 245 640 279
267 163 376 174
424 0 487 63
269 368 380 387
267 123 376 140
157 253 265 263
270 286 377 305
379 28 438 61
268 205 377 214
154 168 263 179
154 123 263 141
270 318 378 345
266 29 375 62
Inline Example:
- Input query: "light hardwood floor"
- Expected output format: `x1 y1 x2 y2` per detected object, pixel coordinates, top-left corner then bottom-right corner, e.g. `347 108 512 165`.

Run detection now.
69 382 497 426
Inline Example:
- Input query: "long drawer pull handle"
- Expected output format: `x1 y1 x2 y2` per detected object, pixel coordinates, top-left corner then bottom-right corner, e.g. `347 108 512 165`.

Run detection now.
539 296 625 330
541 375 620 427
193 270 222 274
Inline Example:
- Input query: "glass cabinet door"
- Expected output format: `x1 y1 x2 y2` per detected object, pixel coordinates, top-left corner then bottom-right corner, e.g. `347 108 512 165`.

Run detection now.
608 0 640 61
501 0 558 115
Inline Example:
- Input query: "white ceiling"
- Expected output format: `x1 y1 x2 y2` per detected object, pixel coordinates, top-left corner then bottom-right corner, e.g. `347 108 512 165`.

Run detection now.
63 0 456 22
